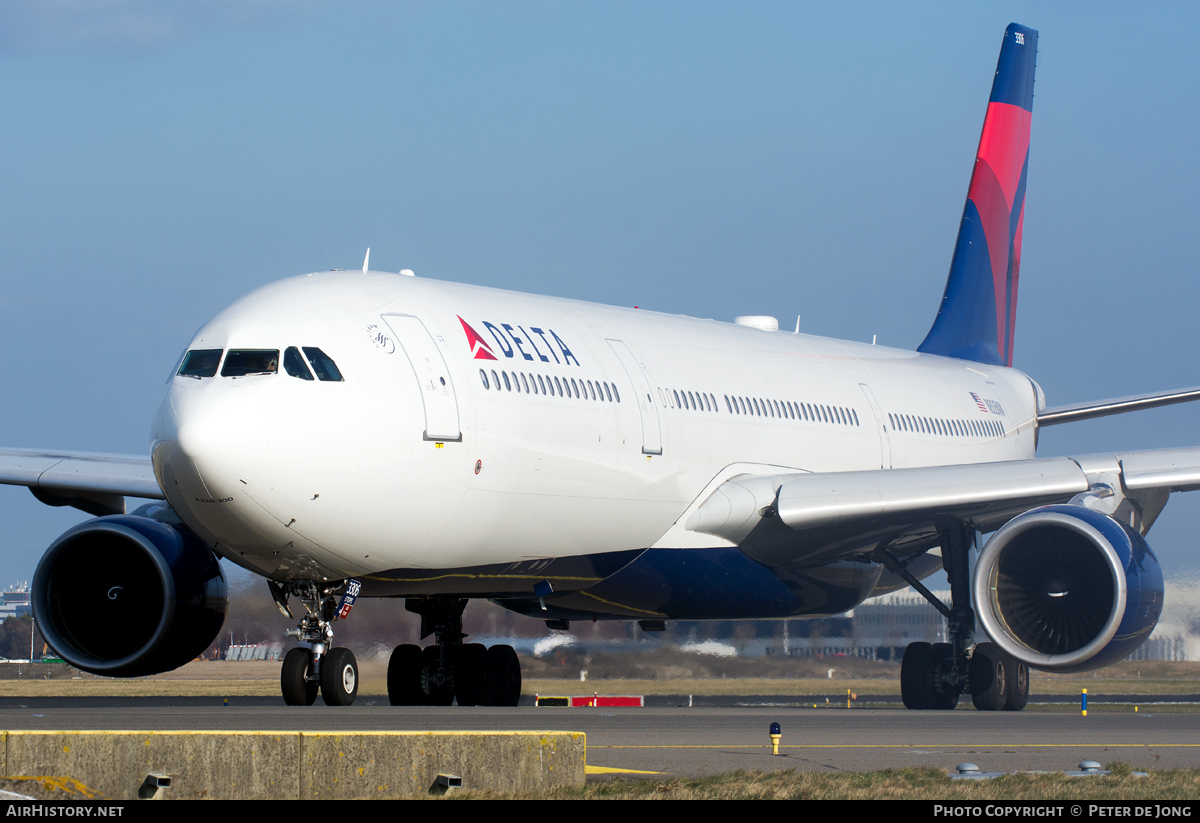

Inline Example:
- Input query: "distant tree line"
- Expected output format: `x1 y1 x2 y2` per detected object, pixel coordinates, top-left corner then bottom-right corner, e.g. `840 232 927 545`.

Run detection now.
213 576 860 660
0 616 44 660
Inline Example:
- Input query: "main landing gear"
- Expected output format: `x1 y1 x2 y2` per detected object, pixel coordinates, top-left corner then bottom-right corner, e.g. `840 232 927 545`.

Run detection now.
387 598 522 707
876 526 1029 712
271 580 360 706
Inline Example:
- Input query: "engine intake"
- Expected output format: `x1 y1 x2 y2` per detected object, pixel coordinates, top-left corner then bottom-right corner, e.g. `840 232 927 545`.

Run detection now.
32 514 227 677
973 504 1163 673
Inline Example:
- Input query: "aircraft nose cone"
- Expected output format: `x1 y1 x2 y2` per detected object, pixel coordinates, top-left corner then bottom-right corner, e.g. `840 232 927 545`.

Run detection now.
165 382 268 485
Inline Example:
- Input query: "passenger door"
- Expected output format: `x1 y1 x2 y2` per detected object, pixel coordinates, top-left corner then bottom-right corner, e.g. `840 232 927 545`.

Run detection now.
607 339 663 455
859 383 892 469
381 314 462 441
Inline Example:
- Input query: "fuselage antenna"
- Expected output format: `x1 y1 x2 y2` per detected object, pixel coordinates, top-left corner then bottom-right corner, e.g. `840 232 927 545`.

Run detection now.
794 315 800 334
362 248 370 273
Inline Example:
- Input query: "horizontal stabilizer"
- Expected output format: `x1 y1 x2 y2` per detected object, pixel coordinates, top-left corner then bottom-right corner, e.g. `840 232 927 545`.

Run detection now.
1038 385 1200 426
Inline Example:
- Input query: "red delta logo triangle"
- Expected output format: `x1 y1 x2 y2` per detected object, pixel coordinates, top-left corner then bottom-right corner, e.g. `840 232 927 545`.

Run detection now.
458 315 498 360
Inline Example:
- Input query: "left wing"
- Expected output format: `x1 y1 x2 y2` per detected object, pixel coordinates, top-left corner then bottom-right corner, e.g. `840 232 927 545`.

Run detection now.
1038 386 1200 426
0 448 163 516
685 447 1200 569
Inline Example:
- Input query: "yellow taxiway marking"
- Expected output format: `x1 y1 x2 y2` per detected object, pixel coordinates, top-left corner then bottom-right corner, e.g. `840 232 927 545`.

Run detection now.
586 765 662 775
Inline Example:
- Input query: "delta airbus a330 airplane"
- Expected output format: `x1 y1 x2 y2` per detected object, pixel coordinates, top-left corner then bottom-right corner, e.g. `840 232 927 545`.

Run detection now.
4 24 1199 711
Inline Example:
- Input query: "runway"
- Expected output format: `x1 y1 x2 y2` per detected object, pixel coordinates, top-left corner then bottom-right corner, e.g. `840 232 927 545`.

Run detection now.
1 697 1197 777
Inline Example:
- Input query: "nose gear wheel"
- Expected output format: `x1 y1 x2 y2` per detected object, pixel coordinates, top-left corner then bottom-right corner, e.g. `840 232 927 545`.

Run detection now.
274 579 359 707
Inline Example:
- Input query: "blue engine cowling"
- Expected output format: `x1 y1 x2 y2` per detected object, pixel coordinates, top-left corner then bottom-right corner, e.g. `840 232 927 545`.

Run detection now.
973 504 1163 673
32 514 228 677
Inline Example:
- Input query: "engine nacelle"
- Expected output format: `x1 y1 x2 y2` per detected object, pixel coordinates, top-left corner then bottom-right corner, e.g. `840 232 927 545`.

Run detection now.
973 504 1163 673
32 514 228 677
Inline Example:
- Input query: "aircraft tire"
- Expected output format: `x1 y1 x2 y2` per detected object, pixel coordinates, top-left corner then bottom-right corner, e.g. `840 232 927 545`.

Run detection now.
422 645 454 706
387 644 426 705
900 641 934 710
281 647 318 706
487 644 522 707
320 647 359 706
1004 657 1029 711
931 642 960 710
455 643 492 706
969 642 1008 711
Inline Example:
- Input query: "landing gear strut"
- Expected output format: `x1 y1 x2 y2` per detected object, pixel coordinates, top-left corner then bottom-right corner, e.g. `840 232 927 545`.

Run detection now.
272 580 360 706
877 525 1029 712
387 598 521 707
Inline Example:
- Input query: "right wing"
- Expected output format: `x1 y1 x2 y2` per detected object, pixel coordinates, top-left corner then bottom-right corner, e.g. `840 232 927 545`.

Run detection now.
0 448 163 516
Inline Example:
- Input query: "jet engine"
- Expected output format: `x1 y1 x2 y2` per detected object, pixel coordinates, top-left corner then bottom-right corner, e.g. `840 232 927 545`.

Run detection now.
32 514 227 677
973 504 1163 674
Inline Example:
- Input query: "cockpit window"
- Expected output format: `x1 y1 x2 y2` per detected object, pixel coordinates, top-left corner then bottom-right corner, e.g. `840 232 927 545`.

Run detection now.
302 347 344 382
221 349 279 377
167 350 186 383
178 349 222 378
284 347 314 380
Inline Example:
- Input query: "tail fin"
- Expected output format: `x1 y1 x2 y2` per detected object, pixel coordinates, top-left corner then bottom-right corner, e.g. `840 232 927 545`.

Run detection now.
918 23 1037 368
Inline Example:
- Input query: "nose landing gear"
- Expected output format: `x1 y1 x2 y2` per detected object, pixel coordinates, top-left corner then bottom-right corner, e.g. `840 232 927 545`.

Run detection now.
273 580 360 706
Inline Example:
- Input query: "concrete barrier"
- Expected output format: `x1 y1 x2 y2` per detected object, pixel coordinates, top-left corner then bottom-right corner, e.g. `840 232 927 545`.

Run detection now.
2 731 585 800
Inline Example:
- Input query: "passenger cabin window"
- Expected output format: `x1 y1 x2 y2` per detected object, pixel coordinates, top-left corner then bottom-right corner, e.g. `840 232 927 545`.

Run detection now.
302 347 344 382
221 349 279 377
178 349 222 378
284 347 314 380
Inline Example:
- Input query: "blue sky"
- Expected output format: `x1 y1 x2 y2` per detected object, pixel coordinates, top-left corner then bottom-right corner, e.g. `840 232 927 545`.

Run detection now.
2 1 1200 591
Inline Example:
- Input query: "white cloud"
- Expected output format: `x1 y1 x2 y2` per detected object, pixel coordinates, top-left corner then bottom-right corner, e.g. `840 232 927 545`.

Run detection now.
0 0 318 55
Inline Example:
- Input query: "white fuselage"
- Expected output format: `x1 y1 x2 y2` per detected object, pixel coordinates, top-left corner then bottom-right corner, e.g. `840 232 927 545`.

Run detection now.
151 271 1038 585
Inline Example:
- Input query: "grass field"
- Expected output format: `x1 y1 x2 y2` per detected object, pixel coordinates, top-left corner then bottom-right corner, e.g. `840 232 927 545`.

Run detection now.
0 659 1196 701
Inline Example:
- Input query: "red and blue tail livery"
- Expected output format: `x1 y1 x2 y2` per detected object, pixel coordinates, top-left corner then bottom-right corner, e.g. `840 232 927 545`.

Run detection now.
919 23 1037 368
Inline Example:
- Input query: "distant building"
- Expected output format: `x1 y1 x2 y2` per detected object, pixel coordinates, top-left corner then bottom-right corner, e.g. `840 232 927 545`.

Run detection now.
0 584 32 621
765 591 950 661
763 589 1188 662
224 644 283 661
1125 635 1187 662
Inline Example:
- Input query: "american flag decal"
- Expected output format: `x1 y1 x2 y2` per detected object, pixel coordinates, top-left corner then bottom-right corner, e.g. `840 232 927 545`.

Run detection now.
970 392 989 413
